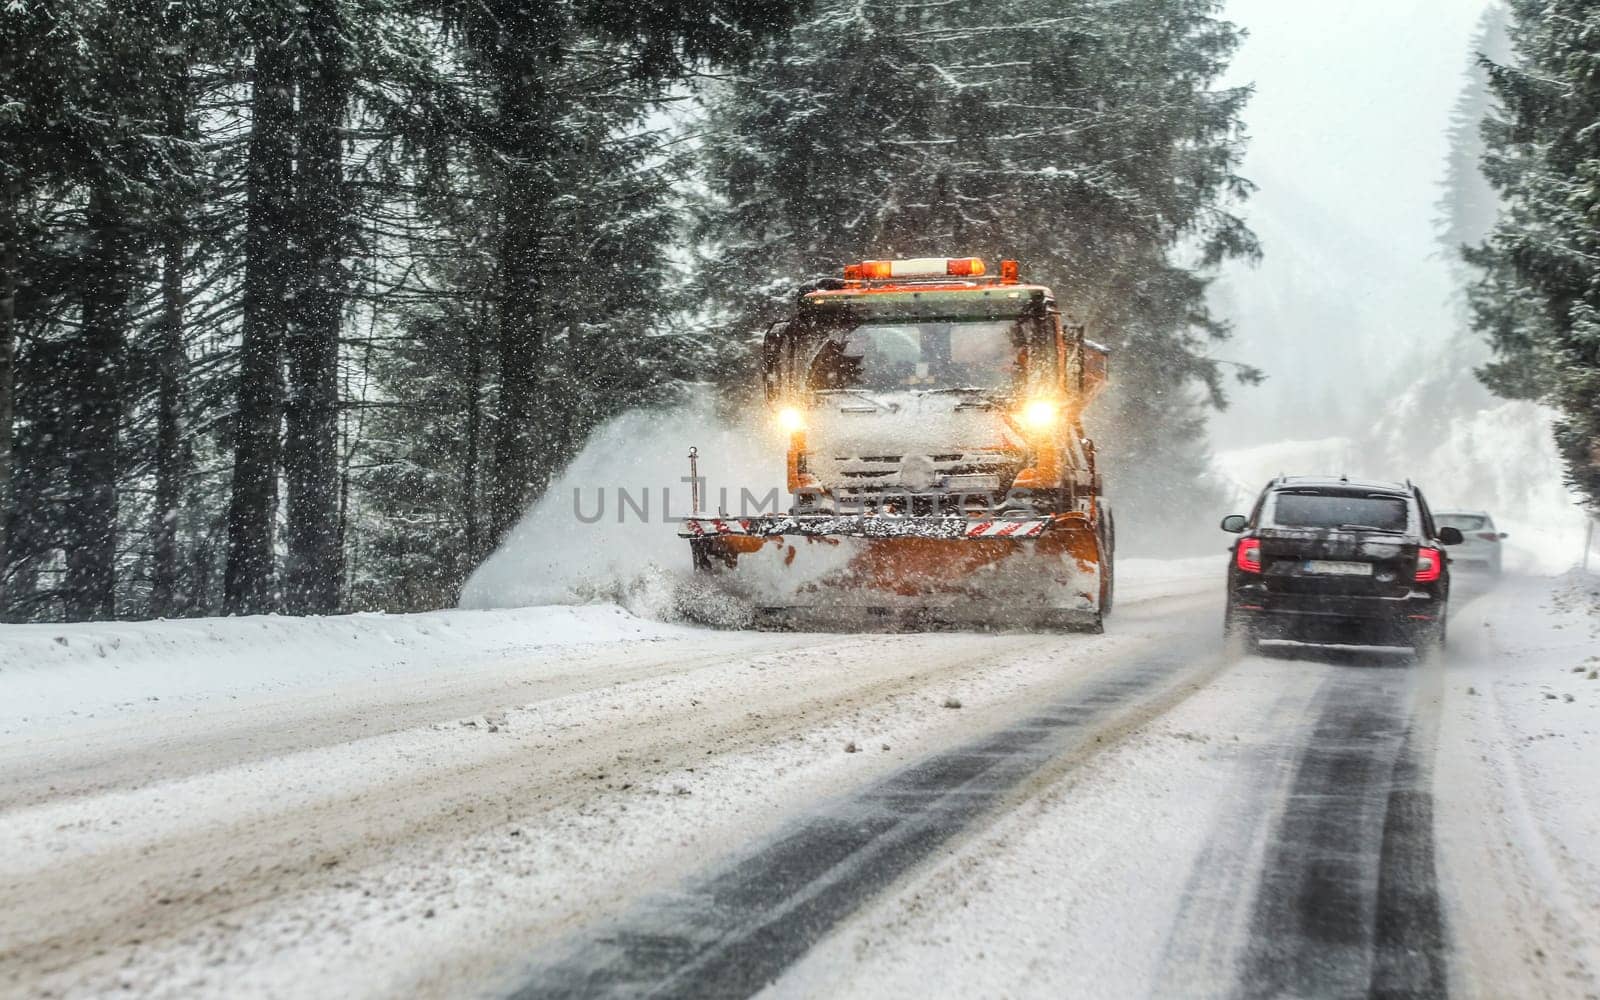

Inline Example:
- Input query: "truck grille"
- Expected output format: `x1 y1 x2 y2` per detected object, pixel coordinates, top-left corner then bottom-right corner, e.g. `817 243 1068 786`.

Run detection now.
826 452 1018 510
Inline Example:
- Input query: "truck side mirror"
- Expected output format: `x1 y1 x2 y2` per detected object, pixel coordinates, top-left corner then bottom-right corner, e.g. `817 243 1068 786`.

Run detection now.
1438 526 1464 546
1220 514 1248 533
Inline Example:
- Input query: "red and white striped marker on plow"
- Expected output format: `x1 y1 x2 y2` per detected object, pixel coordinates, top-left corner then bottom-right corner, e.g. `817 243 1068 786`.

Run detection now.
965 520 1048 538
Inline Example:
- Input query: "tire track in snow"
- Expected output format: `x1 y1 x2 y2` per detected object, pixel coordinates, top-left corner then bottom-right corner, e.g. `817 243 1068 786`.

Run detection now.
504 637 1226 999
1151 673 1327 996
1234 655 1447 1000
1368 725 1447 998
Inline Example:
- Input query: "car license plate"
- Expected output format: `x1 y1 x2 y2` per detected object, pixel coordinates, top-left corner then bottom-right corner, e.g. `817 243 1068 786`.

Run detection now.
1304 560 1372 576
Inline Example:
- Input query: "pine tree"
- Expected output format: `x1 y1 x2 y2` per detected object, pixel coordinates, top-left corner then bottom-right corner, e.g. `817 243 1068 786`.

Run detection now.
350 12 729 603
1438 4 1512 279
60 185 133 619
1364 1 1513 461
1468 0 1600 506
0 181 17 610
149 89 191 617
351 281 491 610
0 0 807 620
282 0 353 615
444 0 806 548
1 2 201 619
225 0 428 615
0 1 102 598
695 0 1258 541
224 26 295 615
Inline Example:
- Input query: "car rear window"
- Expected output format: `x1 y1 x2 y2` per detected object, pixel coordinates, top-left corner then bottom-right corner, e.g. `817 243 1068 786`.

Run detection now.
1270 492 1409 531
1436 514 1487 531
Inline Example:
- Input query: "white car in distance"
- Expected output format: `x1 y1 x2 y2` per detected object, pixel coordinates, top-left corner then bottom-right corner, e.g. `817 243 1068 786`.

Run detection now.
1434 509 1507 575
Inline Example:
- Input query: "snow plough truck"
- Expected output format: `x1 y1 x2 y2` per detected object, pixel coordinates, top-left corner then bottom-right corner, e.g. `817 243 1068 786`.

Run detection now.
680 257 1113 631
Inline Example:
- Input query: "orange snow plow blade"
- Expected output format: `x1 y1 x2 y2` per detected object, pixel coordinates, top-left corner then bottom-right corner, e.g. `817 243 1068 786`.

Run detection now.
679 514 1110 632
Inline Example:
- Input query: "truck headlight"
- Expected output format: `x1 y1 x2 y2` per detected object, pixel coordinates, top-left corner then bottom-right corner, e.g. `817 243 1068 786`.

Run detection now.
1017 399 1060 431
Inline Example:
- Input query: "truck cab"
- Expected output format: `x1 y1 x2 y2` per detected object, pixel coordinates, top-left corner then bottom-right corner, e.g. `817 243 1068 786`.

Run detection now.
761 257 1108 520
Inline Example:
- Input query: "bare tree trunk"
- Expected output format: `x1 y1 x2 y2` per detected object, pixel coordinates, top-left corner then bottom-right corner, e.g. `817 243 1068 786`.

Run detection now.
283 2 347 615
337 312 377 603
463 294 485 567
224 40 294 614
150 88 188 617
0 179 16 610
486 38 557 547
488 182 547 545
64 185 131 621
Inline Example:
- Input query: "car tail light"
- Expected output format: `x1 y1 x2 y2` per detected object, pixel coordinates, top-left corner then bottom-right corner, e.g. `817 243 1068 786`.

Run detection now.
1415 547 1443 582
1236 537 1262 574
1476 531 1499 541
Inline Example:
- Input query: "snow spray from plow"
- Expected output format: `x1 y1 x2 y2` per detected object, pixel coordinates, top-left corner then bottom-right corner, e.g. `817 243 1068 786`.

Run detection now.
457 401 782 621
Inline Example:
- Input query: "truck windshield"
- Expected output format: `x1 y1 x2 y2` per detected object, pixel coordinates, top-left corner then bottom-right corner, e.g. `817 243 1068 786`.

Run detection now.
1271 493 1409 531
807 319 1025 394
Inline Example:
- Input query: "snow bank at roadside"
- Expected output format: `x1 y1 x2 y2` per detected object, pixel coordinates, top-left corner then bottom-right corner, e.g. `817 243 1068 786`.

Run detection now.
1435 569 1600 991
0 555 1218 735
0 605 690 733
1474 570 1600 872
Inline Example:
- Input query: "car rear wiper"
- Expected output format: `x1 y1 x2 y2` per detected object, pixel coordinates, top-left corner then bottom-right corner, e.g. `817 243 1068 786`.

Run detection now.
1336 523 1404 534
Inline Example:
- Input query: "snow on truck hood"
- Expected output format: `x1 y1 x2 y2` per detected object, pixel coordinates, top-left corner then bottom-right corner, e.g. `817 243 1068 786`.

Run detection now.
805 391 1023 470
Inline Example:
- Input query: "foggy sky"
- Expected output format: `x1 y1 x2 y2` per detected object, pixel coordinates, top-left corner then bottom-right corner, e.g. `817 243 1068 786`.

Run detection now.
1209 0 1493 449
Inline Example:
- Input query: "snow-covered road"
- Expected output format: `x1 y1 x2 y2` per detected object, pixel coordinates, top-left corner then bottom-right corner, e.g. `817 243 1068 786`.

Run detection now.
2 565 1597 998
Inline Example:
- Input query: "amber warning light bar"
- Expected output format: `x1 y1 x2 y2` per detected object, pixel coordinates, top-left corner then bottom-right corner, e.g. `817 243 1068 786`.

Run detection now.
844 257 986 280
841 257 1022 283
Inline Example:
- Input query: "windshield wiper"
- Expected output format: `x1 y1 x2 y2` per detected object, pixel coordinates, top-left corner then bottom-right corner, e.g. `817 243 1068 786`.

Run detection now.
815 389 899 412
1335 523 1405 534
918 386 1001 409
